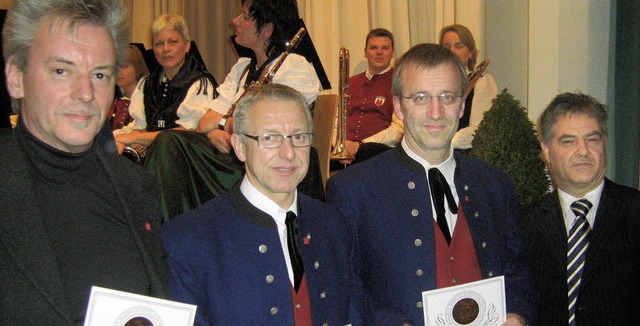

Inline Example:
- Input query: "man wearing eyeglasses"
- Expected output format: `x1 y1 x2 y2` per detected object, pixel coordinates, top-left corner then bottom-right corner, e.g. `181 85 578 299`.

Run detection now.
162 84 355 325
327 44 534 326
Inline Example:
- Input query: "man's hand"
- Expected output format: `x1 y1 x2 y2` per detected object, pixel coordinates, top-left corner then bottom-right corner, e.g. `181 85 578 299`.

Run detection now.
345 140 360 157
207 129 232 153
338 140 360 165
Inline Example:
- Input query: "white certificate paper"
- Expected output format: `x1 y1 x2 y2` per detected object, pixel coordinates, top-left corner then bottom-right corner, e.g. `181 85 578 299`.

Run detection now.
84 286 197 326
422 276 506 326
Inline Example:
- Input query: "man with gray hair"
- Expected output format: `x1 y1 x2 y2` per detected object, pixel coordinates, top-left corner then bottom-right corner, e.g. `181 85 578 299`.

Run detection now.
0 0 167 324
163 84 355 325
520 92 640 325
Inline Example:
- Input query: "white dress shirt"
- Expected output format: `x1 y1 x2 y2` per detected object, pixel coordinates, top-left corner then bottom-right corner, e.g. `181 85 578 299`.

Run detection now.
402 139 460 235
558 181 604 235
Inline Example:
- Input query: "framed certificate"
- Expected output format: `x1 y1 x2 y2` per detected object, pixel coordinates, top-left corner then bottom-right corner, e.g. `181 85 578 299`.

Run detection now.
84 286 197 326
422 276 506 326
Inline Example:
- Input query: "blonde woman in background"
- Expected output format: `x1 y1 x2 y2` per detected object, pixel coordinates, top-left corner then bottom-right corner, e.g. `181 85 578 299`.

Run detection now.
440 24 498 151
114 14 216 153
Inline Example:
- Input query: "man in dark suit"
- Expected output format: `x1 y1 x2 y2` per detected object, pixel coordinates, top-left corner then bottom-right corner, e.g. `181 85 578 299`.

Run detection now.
163 84 354 325
0 0 167 324
326 43 534 326
519 92 640 325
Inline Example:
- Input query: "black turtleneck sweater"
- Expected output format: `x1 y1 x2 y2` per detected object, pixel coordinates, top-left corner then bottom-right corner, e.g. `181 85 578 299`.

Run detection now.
15 122 151 323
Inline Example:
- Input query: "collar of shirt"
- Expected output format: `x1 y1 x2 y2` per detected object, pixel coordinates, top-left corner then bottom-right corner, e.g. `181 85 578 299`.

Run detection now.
401 139 459 231
365 65 393 80
558 181 603 235
240 176 297 285
240 176 298 219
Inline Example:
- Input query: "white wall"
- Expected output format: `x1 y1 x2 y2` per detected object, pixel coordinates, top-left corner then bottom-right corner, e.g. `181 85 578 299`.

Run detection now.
486 0 529 110
485 0 611 123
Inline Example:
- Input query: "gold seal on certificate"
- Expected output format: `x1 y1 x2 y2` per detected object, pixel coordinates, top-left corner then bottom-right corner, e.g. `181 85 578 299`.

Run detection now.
422 276 506 326
452 296 480 324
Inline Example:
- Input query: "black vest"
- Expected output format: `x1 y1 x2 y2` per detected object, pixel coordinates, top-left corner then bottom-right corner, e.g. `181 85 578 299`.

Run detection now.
143 52 217 132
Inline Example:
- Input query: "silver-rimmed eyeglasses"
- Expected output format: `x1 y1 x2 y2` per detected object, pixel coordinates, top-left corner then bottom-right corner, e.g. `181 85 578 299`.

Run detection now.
242 133 314 149
402 92 461 106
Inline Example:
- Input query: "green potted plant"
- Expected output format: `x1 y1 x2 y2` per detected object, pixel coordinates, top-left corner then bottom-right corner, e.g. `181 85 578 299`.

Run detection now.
469 89 550 207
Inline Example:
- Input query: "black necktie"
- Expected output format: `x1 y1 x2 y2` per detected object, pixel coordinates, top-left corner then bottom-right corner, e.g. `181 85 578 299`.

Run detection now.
285 211 304 292
428 168 458 245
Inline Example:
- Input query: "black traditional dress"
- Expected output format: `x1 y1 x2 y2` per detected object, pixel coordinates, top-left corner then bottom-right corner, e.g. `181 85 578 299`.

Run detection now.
144 54 324 222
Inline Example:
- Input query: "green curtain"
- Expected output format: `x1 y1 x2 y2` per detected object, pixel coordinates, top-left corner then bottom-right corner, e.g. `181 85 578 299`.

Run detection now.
613 0 640 188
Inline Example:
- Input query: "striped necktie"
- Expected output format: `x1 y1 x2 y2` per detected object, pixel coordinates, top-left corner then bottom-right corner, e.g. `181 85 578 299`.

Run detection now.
567 198 593 326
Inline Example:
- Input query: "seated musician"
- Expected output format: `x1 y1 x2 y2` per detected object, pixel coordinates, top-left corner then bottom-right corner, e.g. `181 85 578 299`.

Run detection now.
143 0 324 222
196 0 320 150
113 14 216 153
107 44 150 131
439 24 498 151
337 28 403 166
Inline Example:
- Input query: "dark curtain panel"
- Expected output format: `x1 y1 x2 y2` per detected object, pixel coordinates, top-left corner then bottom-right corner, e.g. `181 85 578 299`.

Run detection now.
614 0 640 188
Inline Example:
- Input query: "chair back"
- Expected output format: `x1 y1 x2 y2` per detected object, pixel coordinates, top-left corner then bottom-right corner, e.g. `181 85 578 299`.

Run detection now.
311 94 338 189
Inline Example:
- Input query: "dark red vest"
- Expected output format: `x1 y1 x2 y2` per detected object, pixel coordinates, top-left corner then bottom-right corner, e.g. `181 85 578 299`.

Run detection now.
107 98 132 131
434 204 483 288
346 70 394 141
290 273 312 325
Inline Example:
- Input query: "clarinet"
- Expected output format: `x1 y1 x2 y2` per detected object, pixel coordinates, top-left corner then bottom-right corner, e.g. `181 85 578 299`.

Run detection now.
218 27 307 130
464 59 490 99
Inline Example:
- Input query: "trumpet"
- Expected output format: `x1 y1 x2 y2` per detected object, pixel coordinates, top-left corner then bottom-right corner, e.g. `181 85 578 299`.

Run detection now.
330 47 351 160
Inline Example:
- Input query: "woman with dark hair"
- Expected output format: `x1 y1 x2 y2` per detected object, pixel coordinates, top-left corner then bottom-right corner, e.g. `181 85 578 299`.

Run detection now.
114 14 217 153
439 24 498 151
196 0 320 152
144 0 323 222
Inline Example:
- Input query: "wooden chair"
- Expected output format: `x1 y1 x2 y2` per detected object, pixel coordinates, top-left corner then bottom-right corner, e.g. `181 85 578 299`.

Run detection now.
311 94 338 189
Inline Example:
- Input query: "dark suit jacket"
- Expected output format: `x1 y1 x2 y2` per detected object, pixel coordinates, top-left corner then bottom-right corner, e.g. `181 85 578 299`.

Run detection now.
0 127 168 325
326 147 535 325
163 185 355 326
519 179 640 325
